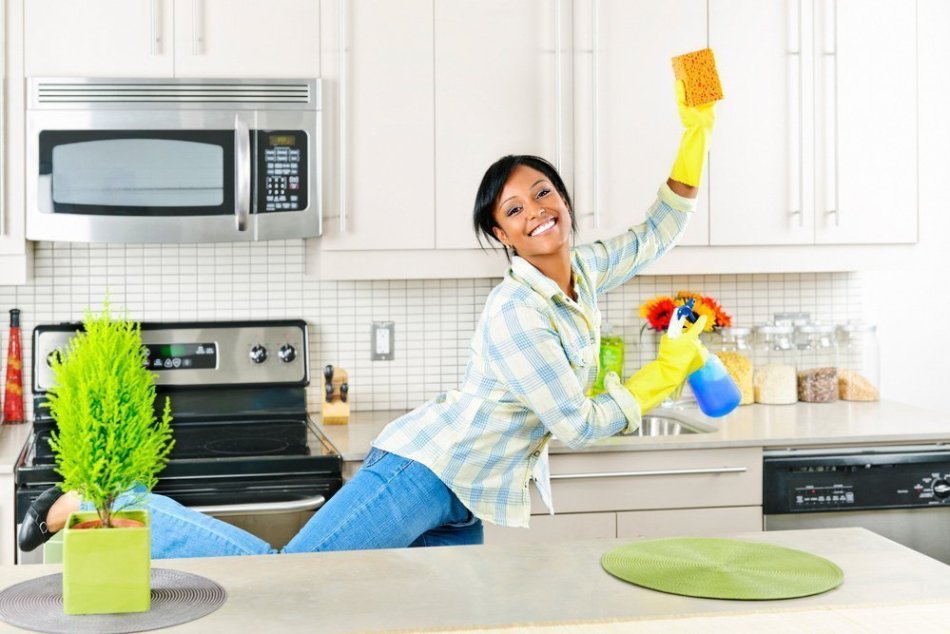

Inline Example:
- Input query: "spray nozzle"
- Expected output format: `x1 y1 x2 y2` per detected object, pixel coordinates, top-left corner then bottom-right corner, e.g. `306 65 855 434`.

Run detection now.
667 298 695 340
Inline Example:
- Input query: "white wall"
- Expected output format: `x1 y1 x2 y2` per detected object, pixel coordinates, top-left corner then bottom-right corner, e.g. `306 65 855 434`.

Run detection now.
864 0 949 414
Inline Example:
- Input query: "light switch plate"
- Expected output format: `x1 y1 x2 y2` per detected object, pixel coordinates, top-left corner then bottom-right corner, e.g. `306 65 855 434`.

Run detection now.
371 321 395 361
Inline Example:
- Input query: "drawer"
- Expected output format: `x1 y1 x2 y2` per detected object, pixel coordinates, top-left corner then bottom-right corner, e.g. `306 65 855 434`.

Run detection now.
483 512 616 546
617 506 763 540
532 447 762 514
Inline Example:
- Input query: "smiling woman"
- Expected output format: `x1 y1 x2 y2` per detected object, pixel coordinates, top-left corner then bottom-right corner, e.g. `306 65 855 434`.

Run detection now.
21 79 718 560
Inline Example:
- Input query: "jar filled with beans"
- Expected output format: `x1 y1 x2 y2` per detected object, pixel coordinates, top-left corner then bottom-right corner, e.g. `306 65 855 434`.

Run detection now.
836 322 880 401
795 323 839 403
752 325 798 405
714 327 753 405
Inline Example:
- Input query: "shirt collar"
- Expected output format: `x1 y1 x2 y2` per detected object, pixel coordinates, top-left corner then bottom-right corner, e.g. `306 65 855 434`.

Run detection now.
509 254 583 302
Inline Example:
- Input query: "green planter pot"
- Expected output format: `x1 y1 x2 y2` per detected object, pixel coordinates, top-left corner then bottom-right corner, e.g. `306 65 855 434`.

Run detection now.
62 509 151 615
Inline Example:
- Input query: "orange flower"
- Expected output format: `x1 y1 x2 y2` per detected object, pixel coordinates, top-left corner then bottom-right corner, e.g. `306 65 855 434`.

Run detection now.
639 296 677 332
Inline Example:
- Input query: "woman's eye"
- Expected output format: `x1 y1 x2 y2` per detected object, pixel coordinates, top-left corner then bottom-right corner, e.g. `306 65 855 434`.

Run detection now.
506 206 522 217
536 188 551 199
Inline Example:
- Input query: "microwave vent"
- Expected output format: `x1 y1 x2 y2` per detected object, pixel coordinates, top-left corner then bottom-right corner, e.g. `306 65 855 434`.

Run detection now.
31 79 316 107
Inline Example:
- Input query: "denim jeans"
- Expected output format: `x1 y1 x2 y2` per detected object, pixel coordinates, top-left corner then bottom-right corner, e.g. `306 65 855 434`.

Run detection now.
98 448 484 559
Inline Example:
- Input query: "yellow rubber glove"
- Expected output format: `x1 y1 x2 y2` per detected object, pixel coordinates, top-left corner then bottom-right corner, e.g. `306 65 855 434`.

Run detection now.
624 315 709 413
669 80 717 188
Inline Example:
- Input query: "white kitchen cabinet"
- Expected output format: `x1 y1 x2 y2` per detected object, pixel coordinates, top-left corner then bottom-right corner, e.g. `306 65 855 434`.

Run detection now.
25 0 319 78
616 506 762 540
573 0 709 247
483 511 615 546
2 0 32 284
484 446 763 546
173 0 320 78
708 0 916 246
433 0 567 251
317 0 434 252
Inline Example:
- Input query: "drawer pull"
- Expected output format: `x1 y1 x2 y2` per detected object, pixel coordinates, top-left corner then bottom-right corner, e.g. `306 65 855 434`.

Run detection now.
191 495 326 517
550 466 747 480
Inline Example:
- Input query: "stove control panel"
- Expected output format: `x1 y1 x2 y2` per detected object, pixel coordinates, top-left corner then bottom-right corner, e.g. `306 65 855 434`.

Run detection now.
764 450 950 514
33 320 309 390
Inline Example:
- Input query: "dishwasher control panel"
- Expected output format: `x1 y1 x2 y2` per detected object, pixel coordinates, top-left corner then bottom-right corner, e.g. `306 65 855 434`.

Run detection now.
764 449 950 514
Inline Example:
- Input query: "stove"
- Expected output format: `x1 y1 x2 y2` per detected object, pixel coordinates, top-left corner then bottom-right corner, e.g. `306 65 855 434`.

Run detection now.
15 319 342 561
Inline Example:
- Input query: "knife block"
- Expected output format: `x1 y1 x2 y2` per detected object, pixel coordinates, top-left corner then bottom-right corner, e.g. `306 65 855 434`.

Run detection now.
322 367 350 425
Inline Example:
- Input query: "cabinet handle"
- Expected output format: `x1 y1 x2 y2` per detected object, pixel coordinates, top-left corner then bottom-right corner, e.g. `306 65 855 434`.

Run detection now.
550 466 748 480
590 0 600 229
338 0 349 234
149 0 163 56
823 0 840 227
192 0 204 55
192 495 326 517
788 0 804 227
234 114 251 232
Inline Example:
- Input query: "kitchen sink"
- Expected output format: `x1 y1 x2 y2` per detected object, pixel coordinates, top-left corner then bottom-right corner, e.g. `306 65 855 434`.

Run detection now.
618 414 713 436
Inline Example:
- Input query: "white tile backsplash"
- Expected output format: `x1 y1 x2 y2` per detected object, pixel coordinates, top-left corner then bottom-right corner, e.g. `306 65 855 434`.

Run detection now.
0 241 864 418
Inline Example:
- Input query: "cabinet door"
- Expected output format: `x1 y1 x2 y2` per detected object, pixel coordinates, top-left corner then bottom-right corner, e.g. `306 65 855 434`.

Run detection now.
814 0 917 244
319 0 435 251
709 0 814 245
617 506 762 540
482 512 616 546
173 0 320 78
576 0 709 247
25 0 174 76
433 0 566 250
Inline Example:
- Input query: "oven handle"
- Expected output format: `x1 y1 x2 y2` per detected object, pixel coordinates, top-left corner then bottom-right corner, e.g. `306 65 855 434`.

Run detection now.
191 494 326 517
234 114 251 232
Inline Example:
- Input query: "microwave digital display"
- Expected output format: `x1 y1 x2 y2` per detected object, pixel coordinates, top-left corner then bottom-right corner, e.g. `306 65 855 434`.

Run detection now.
269 134 296 146
145 342 217 370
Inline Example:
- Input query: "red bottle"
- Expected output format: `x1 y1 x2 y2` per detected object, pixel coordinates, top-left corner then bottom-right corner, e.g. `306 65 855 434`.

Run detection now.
3 308 24 424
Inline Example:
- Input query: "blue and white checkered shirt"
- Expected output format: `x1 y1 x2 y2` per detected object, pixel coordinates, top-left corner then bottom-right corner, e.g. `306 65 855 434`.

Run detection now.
373 184 694 527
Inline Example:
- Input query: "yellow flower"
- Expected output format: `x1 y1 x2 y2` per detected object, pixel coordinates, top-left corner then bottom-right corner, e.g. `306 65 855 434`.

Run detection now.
693 301 718 332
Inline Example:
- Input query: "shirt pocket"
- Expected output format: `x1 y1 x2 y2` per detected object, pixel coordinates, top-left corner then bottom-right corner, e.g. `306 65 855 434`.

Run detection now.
563 338 596 371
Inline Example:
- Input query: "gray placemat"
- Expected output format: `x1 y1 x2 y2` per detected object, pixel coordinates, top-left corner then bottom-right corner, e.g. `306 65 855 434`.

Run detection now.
0 568 226 633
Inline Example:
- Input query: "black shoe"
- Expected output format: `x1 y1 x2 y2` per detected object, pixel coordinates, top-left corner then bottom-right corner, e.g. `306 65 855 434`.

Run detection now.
18 486 66 552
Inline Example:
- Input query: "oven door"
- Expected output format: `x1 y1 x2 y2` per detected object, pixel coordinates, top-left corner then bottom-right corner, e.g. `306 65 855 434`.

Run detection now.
26 81 321 244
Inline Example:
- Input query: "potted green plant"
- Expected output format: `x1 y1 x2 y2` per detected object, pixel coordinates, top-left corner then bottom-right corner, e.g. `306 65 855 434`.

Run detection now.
47 302 174 615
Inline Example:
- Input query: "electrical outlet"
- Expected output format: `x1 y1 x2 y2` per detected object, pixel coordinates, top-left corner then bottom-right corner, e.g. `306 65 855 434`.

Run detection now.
371 321 395 361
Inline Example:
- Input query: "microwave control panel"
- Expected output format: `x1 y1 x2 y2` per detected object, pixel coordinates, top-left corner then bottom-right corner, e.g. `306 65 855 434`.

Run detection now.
258 130 308 213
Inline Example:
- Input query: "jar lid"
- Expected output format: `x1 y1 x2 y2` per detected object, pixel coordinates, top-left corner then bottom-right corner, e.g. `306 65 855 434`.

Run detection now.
796 323 836 334
720 326 752 337
836 322 877 333
754 324 794 335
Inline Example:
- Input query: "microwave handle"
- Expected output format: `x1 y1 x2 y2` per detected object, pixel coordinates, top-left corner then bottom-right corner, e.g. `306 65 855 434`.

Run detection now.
234 114 250 232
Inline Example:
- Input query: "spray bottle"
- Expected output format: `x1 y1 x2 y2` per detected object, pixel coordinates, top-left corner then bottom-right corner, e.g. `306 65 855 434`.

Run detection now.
668 300 741 418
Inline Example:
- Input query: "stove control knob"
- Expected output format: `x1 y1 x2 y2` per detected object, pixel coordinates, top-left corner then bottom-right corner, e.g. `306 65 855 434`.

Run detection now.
249 345 268 364
279 344 297 363
933 479 950 499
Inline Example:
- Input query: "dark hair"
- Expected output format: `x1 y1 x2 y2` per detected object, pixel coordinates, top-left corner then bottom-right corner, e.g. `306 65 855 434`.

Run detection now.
472 155 576 258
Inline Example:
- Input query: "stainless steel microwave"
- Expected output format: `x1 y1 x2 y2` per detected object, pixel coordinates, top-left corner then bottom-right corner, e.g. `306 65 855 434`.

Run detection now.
26 78 322 243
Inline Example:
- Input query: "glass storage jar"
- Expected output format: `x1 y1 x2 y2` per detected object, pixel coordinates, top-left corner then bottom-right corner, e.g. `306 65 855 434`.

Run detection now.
836 322 880 401
795 323 839 403
714 327 753 405
752 325 798 404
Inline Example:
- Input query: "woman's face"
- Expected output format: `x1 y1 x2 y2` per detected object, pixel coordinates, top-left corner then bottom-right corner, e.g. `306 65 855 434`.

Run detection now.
492 165 571 260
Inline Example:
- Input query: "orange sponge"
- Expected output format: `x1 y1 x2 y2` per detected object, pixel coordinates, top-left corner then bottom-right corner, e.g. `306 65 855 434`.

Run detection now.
671 48 723 107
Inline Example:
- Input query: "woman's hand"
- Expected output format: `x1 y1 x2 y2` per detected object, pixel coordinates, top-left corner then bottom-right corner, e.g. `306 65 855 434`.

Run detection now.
669 80 717 191
622 316 709 413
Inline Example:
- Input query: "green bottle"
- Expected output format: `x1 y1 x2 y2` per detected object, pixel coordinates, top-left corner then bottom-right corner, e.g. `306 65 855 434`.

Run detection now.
591 322 625 396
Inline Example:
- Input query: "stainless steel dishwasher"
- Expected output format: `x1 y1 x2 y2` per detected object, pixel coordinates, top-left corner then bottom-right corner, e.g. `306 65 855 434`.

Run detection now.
764 445 950 564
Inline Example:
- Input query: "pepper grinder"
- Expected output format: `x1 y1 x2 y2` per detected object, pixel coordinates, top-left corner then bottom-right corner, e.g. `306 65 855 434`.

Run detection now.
3 309 24 424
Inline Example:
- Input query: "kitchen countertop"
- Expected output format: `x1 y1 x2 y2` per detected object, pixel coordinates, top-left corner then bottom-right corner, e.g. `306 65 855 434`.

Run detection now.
1 527 948 632
316 399 950 463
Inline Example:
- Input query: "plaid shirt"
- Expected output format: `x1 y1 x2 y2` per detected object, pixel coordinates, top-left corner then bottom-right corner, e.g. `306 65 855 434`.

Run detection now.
373 184 694 527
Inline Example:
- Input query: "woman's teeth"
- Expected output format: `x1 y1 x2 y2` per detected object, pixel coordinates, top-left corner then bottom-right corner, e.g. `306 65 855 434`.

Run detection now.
530 219 556 237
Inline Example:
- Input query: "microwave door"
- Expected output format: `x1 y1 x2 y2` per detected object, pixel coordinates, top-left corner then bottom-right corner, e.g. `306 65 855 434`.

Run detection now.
27 117 255 244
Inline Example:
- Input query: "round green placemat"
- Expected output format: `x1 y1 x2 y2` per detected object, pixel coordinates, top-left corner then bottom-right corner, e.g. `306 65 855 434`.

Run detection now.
601 537 843 600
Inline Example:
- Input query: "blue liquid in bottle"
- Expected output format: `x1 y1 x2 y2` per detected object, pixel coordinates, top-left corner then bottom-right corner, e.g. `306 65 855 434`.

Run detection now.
687 354 742 417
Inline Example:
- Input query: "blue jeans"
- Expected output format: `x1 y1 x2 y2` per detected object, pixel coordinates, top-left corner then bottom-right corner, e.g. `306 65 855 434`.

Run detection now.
102 449 483 559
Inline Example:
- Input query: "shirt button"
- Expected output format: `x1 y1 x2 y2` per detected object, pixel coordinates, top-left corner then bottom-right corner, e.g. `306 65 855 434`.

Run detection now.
532 451 541 457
